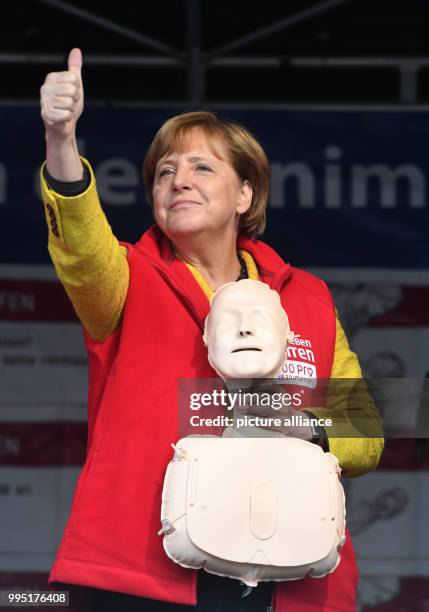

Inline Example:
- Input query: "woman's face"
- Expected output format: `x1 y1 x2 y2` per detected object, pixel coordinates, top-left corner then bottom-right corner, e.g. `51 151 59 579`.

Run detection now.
152 128 252 241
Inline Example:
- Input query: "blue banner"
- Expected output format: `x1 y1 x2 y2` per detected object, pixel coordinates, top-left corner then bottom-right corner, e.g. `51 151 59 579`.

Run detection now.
1 105 428 267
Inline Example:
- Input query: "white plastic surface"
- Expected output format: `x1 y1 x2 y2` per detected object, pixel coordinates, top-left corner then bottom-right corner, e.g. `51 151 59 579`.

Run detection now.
160 437 346 585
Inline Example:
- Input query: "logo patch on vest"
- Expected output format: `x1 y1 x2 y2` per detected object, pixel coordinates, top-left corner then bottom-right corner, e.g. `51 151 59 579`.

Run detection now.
276 335 317 388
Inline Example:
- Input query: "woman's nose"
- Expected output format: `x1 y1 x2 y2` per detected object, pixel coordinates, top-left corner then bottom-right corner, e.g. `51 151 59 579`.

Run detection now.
172 168 192 191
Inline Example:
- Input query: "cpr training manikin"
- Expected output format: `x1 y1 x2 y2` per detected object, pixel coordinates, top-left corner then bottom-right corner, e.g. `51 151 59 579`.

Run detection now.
160 279 346 588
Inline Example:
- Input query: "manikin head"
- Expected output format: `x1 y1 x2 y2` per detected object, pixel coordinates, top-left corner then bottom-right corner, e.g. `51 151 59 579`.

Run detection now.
203 279 294 380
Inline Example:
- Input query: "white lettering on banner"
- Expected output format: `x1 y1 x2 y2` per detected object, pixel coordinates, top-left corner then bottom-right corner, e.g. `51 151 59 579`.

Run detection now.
324 145 342 208
270 162 315 208
270 145 427 209
14 145 426 209
352 164 425 208
96 158 140 205
0 293 35 312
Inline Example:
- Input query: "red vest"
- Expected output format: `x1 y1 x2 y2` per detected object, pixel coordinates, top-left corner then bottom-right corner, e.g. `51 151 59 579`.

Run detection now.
49 226 357 611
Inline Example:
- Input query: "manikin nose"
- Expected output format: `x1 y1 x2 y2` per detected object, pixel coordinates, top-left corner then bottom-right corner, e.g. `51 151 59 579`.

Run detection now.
238 313 255 337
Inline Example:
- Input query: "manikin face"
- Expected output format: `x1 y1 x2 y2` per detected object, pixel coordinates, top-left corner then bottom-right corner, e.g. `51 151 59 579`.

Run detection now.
152 128 252 240
204 279 291 380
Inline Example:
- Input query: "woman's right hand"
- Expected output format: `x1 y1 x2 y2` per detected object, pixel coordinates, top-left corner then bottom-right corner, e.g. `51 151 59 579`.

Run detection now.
41 48 84 140
40 48 84 181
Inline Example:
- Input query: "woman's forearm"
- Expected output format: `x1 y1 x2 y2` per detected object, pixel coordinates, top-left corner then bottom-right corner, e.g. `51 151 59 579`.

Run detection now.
45 134 84 182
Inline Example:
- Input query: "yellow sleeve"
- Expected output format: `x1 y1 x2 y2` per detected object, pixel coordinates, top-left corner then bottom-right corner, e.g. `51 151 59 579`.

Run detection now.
40 157 129 342
307 314 384 478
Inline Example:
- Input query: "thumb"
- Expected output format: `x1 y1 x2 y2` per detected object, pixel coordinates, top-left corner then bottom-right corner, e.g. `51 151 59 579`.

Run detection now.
67 48 83 75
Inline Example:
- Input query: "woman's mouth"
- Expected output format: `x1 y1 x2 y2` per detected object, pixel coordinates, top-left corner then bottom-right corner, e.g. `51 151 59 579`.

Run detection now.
170 200 200 210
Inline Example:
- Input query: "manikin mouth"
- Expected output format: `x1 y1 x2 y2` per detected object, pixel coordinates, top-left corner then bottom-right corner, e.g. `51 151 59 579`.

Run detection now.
231 348 262 353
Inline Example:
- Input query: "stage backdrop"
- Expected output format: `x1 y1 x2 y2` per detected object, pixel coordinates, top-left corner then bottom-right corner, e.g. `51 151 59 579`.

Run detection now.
1 105 428 611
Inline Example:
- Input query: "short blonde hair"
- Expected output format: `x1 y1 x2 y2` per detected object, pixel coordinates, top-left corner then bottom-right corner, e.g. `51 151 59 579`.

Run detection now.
142 111 270 237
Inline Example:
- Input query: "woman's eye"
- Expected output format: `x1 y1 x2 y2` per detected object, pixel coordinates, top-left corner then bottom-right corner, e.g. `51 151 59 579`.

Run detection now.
195 164 211 172
159 168 174 178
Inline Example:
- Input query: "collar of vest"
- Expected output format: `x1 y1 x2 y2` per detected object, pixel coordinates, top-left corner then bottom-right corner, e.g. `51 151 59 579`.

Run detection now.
130 225 293 327
236 234 292 292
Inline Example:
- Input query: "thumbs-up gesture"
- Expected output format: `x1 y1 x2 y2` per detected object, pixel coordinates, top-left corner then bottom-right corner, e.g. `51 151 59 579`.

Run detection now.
40 48 84 140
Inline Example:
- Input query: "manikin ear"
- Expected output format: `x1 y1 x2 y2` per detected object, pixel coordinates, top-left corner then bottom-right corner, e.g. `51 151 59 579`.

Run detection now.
202 316 209 346
203 319 218 373
236 180 252 215
281 330 295 356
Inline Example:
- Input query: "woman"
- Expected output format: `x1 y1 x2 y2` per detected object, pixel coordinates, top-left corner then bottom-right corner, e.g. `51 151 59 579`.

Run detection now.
40 48 383 611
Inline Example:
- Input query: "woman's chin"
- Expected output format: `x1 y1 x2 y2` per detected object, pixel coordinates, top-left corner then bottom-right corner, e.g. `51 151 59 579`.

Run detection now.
165 219 207 238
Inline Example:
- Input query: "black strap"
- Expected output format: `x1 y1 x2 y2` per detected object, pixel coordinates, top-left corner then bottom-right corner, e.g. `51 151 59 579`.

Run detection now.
236 254 248 281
